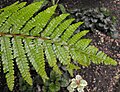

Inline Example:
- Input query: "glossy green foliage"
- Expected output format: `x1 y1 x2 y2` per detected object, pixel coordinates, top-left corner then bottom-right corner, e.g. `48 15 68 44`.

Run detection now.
43 70 70 92
70 8 119 38
0 1 117 91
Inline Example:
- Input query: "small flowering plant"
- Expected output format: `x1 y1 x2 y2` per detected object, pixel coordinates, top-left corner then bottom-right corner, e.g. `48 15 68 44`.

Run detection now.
67 75 87 92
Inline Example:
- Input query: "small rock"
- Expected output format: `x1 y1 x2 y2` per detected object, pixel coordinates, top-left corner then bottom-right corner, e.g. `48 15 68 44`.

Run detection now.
117 54 120 58
100 37 104 43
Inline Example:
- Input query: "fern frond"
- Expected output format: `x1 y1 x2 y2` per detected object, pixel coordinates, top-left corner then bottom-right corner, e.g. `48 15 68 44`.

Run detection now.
43 41 61 74
0 1 117 91
12 37 32 85
1 37 14 91
75 39 92 50
68 30 89 45
35 39 48 81
42 14 70 37
66 63 79 76
70 48 90 66
50 19 75 40
53 44 70 65
0 2 26 26
71 44 117 66
84 46 98 64
0 2 43 33
1 1 19 11
24 38 48 81
21 5 57 35
61 22 83 42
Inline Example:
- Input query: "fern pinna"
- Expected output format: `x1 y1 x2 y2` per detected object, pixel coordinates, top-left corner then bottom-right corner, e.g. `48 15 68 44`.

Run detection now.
0 1 117 91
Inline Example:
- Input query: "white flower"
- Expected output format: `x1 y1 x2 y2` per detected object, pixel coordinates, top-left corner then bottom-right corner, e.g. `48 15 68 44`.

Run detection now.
70 79 78 88
67 75 88 92
67 85 75 92
77 87 84 92
79 79 87 87
76 75 82 81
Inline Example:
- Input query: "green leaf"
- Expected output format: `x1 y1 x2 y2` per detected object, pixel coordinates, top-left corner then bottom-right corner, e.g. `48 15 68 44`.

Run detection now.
70 48 90 66
49 82 60 92
85 46 98 64
68 30 89 45
0 2 26 26
43 41 61 74
0 2 43 33
53 44 70 65
61 22 83 42
22 5 57 36
60 76 69 87
42 14 70 37
50 70 61 82
50 19 75 40
75 39 92 50
24 38 48 81
12 37 32 85
66 63 80 76
1 37 14 91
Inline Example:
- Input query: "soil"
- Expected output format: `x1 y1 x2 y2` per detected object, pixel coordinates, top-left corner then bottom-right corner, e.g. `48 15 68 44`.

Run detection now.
80 32 120 92
59 0 120 92
0 0 120 92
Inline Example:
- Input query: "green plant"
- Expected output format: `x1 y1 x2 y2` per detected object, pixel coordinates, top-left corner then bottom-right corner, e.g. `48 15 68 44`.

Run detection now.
19 77 33 92
69 8 119 38
51 0 60 5
43 70 69 92
0 1 117 91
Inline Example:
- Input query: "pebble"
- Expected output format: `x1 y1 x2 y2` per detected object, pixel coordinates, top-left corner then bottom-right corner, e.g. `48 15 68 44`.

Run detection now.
117 54 120 58
100 37 104 43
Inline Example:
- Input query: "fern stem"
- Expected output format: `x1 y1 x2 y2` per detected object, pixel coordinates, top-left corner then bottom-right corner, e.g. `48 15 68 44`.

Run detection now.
0 32 70 47
0 32 50 40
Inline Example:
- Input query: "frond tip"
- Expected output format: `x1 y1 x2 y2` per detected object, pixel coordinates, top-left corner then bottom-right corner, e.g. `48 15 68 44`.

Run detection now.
0 1 117 91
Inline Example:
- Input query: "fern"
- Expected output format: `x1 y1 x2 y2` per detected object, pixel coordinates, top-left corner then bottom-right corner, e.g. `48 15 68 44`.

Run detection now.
0 1 117 91
1 37 14 91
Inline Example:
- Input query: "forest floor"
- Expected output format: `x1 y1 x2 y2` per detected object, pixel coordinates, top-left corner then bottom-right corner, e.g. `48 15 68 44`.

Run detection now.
59 0 120 92
0 0 120 92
